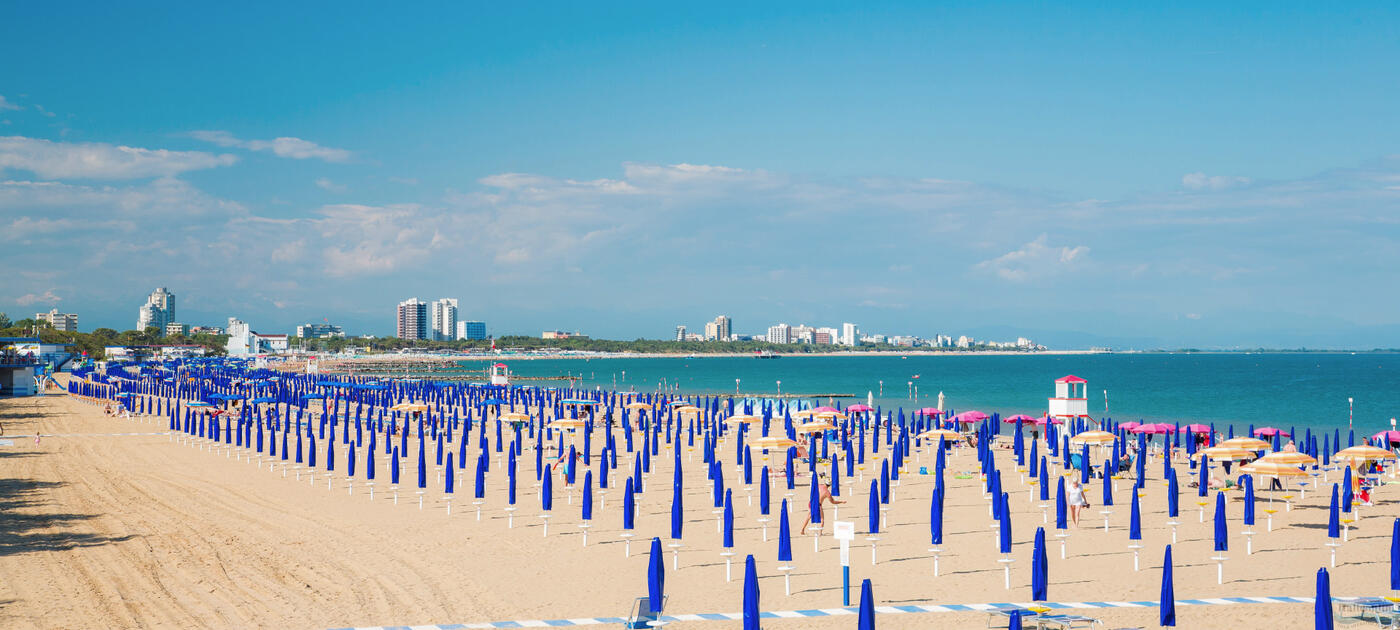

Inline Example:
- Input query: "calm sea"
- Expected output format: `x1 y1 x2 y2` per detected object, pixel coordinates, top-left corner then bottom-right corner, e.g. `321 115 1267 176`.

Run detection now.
462 353 1400 434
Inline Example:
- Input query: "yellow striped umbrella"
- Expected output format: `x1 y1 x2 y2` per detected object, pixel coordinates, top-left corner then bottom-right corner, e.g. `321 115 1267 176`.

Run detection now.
750 436 799 450
1069 430 1117 445
549 419 587 429
501 412 531 423
1193 446 1257 461
624 402 653 411
1240 460 1308 478
390 402 429 413
1333 446 1398 463
796 421 836 434
917 429 964 442
1219 437 1270 451
724 415 762 426
1258 451 1318 466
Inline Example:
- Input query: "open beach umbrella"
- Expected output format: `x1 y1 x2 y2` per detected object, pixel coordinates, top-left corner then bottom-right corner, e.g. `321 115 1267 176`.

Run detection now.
1213 492 1228 552
648 537 665 614
1031 527 1048 601
742 554 759 630
1316 568 1334 630
1161 545 1176 626
857 578 875 630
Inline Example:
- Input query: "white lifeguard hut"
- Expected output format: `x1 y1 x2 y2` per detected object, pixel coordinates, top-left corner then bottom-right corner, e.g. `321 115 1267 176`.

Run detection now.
1048 375 1089 421
489 362 511 386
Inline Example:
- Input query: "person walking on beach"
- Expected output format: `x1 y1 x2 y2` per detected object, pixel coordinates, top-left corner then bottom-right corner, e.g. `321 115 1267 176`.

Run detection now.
1066 478 1089 527
799 473 845 535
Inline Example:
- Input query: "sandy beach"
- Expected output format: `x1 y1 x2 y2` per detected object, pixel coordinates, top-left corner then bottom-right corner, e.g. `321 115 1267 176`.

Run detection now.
0 383 1392 629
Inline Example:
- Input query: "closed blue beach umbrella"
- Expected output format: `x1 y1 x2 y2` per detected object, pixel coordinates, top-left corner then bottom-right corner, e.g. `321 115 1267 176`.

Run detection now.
930 488 944 545
1213 492 1227 552
1055 477 1068 530
760 466 771 515
1328 485 1340 540
542 465 554 511
723 490 735 548
742 554 760 630
1161 545 1176 626
444 452 454 493
1316 568 1334 630
999 493 1012 554
1198 456 1208 497
778 499 793 562
1242 475 1255 526
1391 519 1400 590
1031 526 1048 601
648 537 665 614
1129 490 1142 541
582 470 594 521
623 478 636 530
670 481 684 540
1167 469 1179 518
1102 465 1114 506
868 480 880 534
391 447 400 484
809 478 822 525
857 578 875 630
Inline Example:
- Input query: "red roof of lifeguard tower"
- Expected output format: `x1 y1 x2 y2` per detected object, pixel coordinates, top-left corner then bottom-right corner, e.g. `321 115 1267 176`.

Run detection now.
1055 375 1087 384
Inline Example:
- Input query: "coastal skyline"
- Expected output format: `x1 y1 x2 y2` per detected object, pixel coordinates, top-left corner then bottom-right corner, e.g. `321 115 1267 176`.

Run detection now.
4 4 1400 348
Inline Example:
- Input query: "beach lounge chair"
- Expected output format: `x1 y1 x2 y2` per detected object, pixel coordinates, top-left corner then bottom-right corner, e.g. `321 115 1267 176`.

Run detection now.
1336 597 1399 629
1036 613 1105 629
624 595 668 629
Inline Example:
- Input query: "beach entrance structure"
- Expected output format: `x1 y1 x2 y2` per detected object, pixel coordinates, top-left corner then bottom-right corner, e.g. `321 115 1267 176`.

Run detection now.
1049 375 1089 421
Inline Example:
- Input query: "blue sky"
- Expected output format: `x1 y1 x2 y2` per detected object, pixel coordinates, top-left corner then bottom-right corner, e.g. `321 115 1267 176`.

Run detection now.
2 3 1399 348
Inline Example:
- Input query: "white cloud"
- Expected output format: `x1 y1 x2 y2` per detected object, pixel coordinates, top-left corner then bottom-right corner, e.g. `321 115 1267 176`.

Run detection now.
0 136 237 180
975 234 1090 282
0 96 20 112
16 289 61 306
1182 172 1251 190
189 130 352 162
315 177 346 193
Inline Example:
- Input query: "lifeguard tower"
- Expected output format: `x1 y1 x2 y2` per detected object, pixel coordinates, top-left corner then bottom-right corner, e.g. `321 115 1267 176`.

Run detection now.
1048 375 1089 420
489 363 510 386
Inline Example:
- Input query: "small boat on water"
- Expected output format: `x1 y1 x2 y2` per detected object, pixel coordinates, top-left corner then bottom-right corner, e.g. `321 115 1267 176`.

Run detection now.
754 351 780 359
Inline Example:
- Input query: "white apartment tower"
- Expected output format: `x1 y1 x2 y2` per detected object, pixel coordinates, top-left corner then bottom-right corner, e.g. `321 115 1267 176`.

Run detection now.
430 298 458 341
766 323 792 344
396 298 429 340
714 315 731 341
841 322 858 346
137 287 175 333
675 325 687 341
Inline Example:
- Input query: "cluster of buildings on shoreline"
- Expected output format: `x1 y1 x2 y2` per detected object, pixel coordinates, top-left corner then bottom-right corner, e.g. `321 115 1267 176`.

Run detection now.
676 315 1044 350
15 289 1043 356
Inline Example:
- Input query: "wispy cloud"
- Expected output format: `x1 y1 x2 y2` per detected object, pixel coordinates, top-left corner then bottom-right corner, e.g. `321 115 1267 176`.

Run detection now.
314 177 346 193
188 130 352 162
0 96 20 112
1182 172 1251 191
16 289 61 306
975 234 1089 282
0 136 237 180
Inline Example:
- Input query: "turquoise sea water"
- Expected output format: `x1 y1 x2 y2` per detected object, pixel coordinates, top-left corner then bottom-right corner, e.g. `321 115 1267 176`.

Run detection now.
463 353 1400 434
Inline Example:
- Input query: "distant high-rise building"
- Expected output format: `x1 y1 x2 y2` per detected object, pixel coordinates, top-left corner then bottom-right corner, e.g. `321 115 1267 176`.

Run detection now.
36 308 78 332
791 325 816 344
396 298 429 340
137 287 175 334
430 298 458 341
840 322 858 346
956 335 973 348
766 323 792 344
814 331 833 345
675 325 687 341
713 315 731 341
703 321 717 340
456 320 486 340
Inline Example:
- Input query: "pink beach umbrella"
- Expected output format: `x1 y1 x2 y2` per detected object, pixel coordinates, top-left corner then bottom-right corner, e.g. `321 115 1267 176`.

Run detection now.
1179 424 1212 435
952 411 989 424
915 408 943 417
1253 427 1290 438
1118 421 1142 431
1034 415 1064 426
1371 430 1400 445
1132 423 1175 435
846 404 874 413
1003 414 1038 425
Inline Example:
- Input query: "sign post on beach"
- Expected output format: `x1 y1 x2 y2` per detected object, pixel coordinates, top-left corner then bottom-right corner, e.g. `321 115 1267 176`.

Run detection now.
834 521 854 606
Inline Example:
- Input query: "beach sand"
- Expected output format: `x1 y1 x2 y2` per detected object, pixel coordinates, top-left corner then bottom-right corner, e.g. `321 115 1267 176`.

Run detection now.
0 387 1391 629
